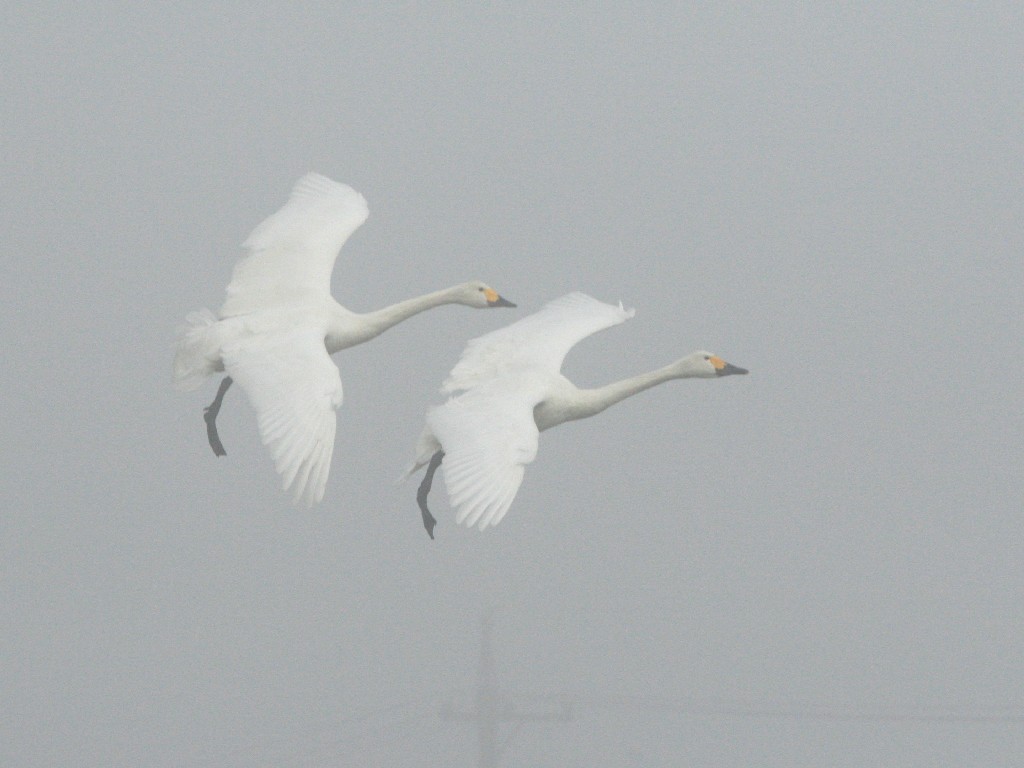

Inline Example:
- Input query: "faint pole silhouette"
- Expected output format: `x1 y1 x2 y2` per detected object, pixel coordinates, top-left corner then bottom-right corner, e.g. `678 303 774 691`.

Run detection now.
441 613 573 767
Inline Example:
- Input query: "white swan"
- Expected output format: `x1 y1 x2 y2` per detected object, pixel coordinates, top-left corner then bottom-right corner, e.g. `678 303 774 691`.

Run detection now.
404 292 747 536
173 173 515 505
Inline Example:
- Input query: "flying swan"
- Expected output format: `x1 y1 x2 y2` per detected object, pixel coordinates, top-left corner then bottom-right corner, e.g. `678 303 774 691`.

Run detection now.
173 173 515 505
404 292 747 537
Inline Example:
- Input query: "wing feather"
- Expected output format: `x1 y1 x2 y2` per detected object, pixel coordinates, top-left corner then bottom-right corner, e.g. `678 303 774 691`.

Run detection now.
221 328 342 505
427 384 541 530
479 474 520 530
220 173 369 317
442 292 634 393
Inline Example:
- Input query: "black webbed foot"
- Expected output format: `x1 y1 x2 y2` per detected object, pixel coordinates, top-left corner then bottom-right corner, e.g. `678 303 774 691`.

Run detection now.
417 450 444 540
203 376 233 457
421 510 437 540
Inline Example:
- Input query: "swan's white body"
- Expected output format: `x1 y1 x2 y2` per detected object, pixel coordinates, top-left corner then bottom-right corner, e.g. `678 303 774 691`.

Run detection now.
174 173 512 505
405 292 747 531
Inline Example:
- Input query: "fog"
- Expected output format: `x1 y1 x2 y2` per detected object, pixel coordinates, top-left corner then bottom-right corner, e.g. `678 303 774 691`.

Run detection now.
4 4 1023 765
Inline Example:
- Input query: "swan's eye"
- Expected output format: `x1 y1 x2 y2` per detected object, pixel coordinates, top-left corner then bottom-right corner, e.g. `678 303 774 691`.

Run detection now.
478 287 484 292
704 355 711 361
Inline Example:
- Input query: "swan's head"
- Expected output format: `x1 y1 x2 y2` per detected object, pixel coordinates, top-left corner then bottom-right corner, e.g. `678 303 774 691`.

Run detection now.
457 281 516 309
678 351 749 378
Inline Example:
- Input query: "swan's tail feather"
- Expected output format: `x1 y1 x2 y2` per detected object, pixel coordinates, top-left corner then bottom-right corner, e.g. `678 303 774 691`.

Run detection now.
172 308 221 391
397 427 442 483
397 460 423 483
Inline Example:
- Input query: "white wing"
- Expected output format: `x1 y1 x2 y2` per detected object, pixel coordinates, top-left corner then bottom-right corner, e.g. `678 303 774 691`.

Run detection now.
220 173 369 317
221 328 343 506
427 383 543 530
442 292 634 394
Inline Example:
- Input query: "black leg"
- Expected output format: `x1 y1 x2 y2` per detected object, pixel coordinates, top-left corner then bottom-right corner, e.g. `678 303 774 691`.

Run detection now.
203 376 233 457
416 450 444 540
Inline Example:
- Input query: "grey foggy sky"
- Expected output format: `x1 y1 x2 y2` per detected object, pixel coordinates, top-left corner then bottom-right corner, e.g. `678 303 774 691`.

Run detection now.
3 3 1023 766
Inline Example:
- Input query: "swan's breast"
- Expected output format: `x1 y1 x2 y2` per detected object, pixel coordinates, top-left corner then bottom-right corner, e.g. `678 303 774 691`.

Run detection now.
533 375 587 431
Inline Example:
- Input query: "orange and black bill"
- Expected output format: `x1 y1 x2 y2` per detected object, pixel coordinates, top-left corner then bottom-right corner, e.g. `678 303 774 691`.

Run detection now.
710 356 749 376
484 288 516 308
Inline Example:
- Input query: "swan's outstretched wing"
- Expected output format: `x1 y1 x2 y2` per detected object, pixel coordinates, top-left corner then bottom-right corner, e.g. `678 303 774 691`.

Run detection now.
220 173 369 316
427 383 543 530
221 328 343 505
442 292 634 393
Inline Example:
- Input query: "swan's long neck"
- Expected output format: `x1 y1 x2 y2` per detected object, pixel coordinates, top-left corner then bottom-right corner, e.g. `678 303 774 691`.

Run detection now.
580 363 684 418
327 286 464 352
538 362 693 430
359 286 464 334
